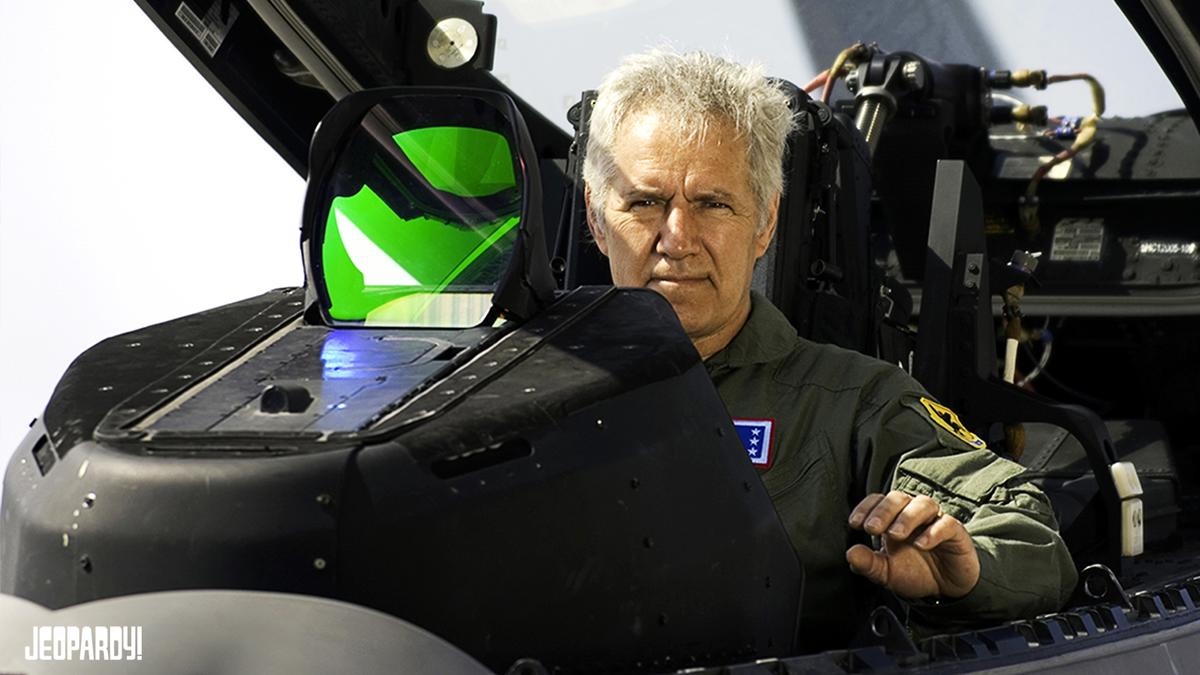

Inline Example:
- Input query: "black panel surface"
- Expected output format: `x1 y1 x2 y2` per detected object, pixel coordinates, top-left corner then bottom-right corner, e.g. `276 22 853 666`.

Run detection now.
43 288 305 458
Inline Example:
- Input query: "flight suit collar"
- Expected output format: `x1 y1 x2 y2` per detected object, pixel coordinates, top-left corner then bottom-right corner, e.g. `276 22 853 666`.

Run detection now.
705 291 798 370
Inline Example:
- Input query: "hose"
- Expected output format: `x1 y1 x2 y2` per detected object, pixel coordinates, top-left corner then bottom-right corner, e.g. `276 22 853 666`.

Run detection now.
1019 73 1106 234
820 42 870 104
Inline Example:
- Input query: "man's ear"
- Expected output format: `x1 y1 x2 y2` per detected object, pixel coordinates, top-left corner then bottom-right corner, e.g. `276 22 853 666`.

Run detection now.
584 184 610 257
754 191 781 258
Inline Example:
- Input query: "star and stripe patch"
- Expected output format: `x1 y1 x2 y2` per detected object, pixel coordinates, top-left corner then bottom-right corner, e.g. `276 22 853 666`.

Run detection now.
733 418 775 468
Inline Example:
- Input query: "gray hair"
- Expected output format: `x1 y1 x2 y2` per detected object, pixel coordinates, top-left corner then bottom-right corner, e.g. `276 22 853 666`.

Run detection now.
583 49 796 232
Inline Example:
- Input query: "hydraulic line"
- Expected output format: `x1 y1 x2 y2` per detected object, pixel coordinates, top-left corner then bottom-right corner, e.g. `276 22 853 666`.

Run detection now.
820 42 869 104
1019 73 1106 234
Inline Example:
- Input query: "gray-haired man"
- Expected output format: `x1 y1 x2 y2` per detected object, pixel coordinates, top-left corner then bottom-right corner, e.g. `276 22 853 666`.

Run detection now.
582 49 1076 645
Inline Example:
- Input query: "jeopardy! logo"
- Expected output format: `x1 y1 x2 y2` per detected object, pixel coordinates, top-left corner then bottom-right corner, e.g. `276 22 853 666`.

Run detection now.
733 418 775 468
23 626 143 662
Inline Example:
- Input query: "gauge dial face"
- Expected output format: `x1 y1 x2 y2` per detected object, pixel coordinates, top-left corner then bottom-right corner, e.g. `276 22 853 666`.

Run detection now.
426 18 478 69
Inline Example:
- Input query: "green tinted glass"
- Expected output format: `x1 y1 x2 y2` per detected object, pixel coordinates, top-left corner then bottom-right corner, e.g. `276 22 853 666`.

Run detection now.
392 127 516 198
319 116 522 327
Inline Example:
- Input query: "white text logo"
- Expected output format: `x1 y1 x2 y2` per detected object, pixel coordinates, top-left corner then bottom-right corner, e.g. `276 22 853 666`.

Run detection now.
23 626 143 661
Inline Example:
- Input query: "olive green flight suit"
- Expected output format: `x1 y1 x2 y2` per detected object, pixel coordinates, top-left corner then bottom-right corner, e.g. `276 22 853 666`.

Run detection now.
706 292 1077 645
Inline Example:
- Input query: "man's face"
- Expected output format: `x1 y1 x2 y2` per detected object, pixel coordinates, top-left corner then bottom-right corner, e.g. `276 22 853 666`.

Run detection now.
587 111 778 356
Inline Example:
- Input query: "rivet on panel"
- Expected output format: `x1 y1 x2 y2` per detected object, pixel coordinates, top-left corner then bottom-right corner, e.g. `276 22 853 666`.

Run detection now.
313 558 327 570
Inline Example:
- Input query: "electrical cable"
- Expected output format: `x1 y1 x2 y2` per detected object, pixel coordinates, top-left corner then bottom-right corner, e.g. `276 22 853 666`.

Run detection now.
1017 329 1052 387
1019 341 1115 412
803 70 829 94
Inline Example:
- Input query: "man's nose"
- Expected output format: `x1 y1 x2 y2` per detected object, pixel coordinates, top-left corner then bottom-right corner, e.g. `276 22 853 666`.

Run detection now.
656 202 701 258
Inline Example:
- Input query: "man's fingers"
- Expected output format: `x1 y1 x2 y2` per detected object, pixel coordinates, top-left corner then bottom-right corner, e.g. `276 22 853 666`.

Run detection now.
914 512 970 552
846 544 889 586
886 494 941 539
848 493 886 529
860 490 913 536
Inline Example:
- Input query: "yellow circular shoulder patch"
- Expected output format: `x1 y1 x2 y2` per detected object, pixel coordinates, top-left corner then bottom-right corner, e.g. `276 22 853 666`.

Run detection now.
919 397 988 449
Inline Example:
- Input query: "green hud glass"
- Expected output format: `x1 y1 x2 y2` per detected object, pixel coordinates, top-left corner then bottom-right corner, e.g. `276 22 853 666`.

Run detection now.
302 88 555 328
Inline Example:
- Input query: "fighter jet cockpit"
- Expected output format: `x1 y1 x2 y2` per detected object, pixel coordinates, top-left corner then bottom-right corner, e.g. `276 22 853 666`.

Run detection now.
4 1 1200 673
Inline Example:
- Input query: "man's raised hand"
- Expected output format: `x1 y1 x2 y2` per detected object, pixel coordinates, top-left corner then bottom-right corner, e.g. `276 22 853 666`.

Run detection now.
846 490 980 600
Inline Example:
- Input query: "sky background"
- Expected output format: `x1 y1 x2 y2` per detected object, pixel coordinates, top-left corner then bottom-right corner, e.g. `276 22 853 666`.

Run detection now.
0 0 1188 500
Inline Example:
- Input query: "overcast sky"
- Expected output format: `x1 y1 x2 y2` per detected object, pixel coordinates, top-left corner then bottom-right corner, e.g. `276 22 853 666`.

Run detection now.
0 2 304 475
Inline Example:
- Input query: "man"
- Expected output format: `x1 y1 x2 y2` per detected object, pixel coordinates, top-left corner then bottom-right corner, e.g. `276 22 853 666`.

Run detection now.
582 49 1077 645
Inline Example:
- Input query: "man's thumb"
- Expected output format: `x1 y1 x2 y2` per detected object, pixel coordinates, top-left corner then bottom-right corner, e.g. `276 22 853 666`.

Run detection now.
846 544 889 587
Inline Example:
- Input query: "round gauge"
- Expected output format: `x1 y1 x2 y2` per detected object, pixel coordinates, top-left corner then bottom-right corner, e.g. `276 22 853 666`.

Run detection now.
426 17 478 69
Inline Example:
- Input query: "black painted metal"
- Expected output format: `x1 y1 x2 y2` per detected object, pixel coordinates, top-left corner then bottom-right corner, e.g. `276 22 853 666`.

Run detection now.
2 288 802 673
38 288 305 458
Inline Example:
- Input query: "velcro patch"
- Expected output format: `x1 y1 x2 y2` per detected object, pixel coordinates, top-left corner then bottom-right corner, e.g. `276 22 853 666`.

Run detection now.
919 397 988 449
733 418 775 468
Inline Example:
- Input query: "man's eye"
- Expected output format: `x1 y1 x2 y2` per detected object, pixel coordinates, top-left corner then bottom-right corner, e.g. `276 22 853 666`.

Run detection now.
629 199 661 209
702 201 732 210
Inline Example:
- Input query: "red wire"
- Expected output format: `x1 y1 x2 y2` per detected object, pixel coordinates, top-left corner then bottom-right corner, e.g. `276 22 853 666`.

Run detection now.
802 70 829 94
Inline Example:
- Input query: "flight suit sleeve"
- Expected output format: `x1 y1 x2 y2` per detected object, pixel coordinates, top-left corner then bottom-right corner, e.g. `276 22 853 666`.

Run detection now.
854 377 1078 627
